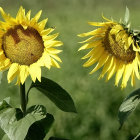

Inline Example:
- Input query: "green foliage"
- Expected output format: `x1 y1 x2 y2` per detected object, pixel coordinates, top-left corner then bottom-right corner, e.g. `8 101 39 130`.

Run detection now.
118 88 140 129
0 99 54 140
29 77 77 113
2 134 9 140
0 76 76 140
0 0 140 140
25 113 54 140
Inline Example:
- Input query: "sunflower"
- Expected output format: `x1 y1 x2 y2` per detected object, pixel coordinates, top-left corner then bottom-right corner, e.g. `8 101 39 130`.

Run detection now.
78 16 140 88
0 6 63 84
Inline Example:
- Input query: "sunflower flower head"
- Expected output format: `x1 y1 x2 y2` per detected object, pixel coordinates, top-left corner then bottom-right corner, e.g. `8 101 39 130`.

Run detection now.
78 9 140 88
0 6 63 84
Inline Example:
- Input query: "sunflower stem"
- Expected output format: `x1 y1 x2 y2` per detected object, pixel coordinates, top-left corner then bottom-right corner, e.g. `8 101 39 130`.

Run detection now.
20 83 26 115
26 86 32 106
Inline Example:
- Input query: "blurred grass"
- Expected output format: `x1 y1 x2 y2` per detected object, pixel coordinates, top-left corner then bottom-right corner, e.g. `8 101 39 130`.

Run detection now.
0 0 140 139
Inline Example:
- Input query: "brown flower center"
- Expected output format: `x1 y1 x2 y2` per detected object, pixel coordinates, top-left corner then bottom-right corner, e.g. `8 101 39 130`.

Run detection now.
2 25 44 65
103 28 136 63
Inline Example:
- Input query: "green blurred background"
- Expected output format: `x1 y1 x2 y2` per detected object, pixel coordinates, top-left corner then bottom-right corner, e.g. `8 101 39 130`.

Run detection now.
0 0 140 139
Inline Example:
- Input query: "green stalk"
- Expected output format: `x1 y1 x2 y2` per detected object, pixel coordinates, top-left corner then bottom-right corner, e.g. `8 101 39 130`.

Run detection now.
20 83 26 115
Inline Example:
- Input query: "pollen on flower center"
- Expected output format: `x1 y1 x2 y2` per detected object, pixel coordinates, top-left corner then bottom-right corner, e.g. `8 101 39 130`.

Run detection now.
2 25 44 65
103 28 136 63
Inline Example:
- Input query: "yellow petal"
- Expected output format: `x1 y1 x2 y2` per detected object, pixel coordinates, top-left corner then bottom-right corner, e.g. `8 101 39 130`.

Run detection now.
88 22 107 26
0 7 8 20
38 18 48 30
7 63 19 83
42 53 52 69
0 21 9 30
81 48 95 59
131 70 135 87
79 39 102 51
22 25 28 30
121 63 133 88
16 75 21 85
89 52 109 74
32 10 42 22
29 64 41 82
41 28 55 36
83 46 104 67
115 30 125 41
114 24 123 31
128 36 133 47
0 52 6 62
0 29 4 37
0 58 11 70
47 48 62 54
16 6 25 23
122 34 129 50
19 65 29 84
133 58 140 79
44 40 63 48
51 59 60 68
99 56 114 79
43 33 59 41
110 28 119 35
79 35 103 43
50 54 62 62
137 52 140 67
105 57 118 81
0 7 15 23
26 10 31 21
115 61 125 86
102 14 113 22
78 28 105 37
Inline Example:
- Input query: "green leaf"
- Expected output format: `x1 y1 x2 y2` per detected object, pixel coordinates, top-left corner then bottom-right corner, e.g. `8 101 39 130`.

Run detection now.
29 77 77 113
25 113 54 140
124 6 130 24
0 101 46 140
118 88 140 129
42 113 54 134
0 97 11 111
2 134 10 140
26 105 47 115
48 137 69 140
